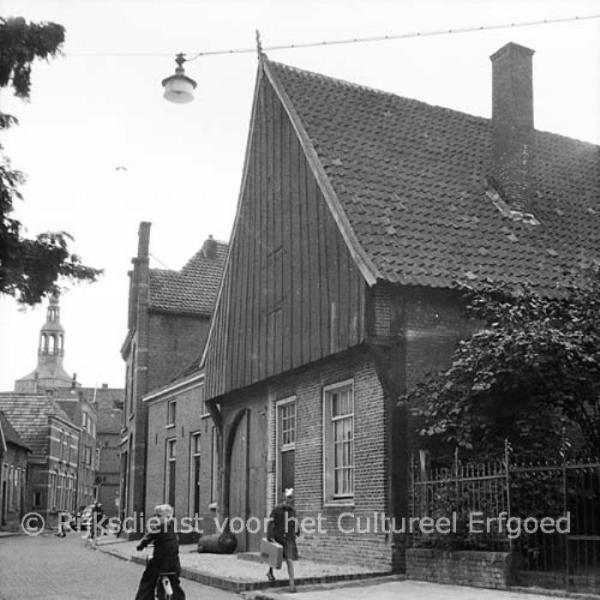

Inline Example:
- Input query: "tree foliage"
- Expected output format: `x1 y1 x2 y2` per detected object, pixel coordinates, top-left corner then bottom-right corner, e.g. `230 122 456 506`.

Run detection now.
407 272 600 459
0 16 101 305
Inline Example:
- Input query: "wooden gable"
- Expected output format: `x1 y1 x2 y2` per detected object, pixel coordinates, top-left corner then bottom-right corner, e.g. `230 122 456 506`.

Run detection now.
204 63 367 400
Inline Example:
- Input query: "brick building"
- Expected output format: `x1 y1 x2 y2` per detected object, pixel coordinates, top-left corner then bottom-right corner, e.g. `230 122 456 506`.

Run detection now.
0 393 79 524
144 365 220 541
120 223 226 524
1 294 123 519
202 42 599 570
54 390 98 509
94 385 124 516
0 411 30 531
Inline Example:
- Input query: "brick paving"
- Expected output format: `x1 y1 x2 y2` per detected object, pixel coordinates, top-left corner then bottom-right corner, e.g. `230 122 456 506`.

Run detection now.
0 534 239 600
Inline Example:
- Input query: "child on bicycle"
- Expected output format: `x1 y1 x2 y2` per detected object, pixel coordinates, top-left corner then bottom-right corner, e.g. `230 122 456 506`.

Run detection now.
134 504 186 600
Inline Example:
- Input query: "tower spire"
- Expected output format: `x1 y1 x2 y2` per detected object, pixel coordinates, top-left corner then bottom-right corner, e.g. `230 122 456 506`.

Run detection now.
14 292 77 393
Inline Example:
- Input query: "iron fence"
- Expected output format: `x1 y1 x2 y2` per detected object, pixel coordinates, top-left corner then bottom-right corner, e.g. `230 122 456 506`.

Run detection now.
409 448 600 591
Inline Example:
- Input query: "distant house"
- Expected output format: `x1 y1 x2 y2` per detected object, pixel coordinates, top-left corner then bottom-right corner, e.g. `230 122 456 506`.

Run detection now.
54 390 98 510
1 294 123 519
0 393 79 524
120 223 227 526
202 43 599 570
0 411 30 531
93 385 124 516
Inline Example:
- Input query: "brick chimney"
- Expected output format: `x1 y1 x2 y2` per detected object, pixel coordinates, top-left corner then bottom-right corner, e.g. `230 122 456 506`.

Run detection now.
489 42 535 213
202 234 217 259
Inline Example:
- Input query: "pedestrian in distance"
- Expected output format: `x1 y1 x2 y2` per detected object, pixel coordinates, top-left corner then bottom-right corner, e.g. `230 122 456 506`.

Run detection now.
55 511 70 538
266 487 299 593
134 503 186 600
88 501 104 540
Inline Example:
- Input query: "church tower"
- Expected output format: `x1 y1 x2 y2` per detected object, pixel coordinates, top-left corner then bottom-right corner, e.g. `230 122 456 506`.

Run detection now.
14 293 79 393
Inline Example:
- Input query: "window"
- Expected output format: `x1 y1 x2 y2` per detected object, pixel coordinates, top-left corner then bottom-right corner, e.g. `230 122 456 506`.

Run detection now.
128 345 136 414
48 472 57 509
57 474 65 510
210 427 219 503
62 431 68 459
190 432 201 515
323 381 354 503
167 400 176 427
276 398 296 501
7 466 13 510
166 439 176 507
33 491 41 507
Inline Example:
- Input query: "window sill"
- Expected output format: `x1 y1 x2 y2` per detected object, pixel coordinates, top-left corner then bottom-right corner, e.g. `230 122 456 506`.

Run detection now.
323 500 355 508
165 424 175 429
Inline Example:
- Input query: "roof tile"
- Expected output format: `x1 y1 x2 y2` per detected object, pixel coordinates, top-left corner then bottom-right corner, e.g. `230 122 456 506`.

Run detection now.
267 61 599 291
148 241 228 315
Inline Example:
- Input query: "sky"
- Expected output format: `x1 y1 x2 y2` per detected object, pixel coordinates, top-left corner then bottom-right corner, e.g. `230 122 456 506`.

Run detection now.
0 0 598 391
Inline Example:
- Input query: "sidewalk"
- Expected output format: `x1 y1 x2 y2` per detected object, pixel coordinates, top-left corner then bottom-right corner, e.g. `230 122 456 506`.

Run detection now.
96 538 598 599
95 538 390 592
243 580 596 600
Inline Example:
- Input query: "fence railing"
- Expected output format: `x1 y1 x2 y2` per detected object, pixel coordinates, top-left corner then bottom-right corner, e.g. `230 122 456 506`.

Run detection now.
409 449 600 591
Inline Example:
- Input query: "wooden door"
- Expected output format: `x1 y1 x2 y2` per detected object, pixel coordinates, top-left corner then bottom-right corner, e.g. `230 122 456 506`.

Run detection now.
228 407 268 552
247 407 267 551
229 411 249 551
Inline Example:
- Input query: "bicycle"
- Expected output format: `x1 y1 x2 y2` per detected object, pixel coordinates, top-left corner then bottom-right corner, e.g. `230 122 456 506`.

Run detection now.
154 571 176 600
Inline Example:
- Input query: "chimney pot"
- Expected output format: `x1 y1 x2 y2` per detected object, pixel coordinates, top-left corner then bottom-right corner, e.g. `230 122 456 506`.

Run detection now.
202 235 217 259
489 42 535 213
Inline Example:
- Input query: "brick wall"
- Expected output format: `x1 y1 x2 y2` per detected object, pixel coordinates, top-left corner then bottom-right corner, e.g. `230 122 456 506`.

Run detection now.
146 381 217 541
147 313 210 391
0 444 28 531
406 548 512 589
402 287 474 391
221 348 396 570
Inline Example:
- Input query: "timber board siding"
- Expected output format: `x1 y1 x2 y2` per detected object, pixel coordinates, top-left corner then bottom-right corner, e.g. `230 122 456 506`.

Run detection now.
205 73 366 400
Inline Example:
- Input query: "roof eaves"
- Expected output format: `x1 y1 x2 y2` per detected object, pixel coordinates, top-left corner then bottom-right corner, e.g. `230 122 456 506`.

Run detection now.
262 57 380 287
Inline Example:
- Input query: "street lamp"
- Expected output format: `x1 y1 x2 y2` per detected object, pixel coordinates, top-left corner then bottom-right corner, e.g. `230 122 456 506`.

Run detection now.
161 53 197 103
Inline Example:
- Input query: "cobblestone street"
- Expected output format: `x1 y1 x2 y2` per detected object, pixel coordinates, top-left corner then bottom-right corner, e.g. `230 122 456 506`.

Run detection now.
0 534 239 600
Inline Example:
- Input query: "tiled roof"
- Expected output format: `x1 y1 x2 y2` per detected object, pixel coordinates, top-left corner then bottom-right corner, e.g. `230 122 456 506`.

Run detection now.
0 394 75 456
148 241 228 315
0 411 30 451
266 61 600 291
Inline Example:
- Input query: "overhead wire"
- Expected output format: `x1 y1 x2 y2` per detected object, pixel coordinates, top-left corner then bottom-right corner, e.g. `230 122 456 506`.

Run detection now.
65 13 600 60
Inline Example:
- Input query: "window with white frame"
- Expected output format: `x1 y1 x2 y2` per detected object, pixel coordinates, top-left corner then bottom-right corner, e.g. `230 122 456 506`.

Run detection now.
323 381 354 503
166 438 176 507
167 400 176 427
276 398 296 501
190 432 201 515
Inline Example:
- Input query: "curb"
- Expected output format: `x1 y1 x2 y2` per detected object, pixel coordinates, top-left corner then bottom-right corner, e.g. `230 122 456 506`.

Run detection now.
242 575 406 599
509 586 600 600
95 545 393 593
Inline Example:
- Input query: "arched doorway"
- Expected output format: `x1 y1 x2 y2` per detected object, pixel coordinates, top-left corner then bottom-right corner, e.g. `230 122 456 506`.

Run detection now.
227 406 267 552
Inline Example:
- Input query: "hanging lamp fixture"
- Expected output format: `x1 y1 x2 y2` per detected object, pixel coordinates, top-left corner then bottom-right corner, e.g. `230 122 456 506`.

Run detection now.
161 53 197 103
